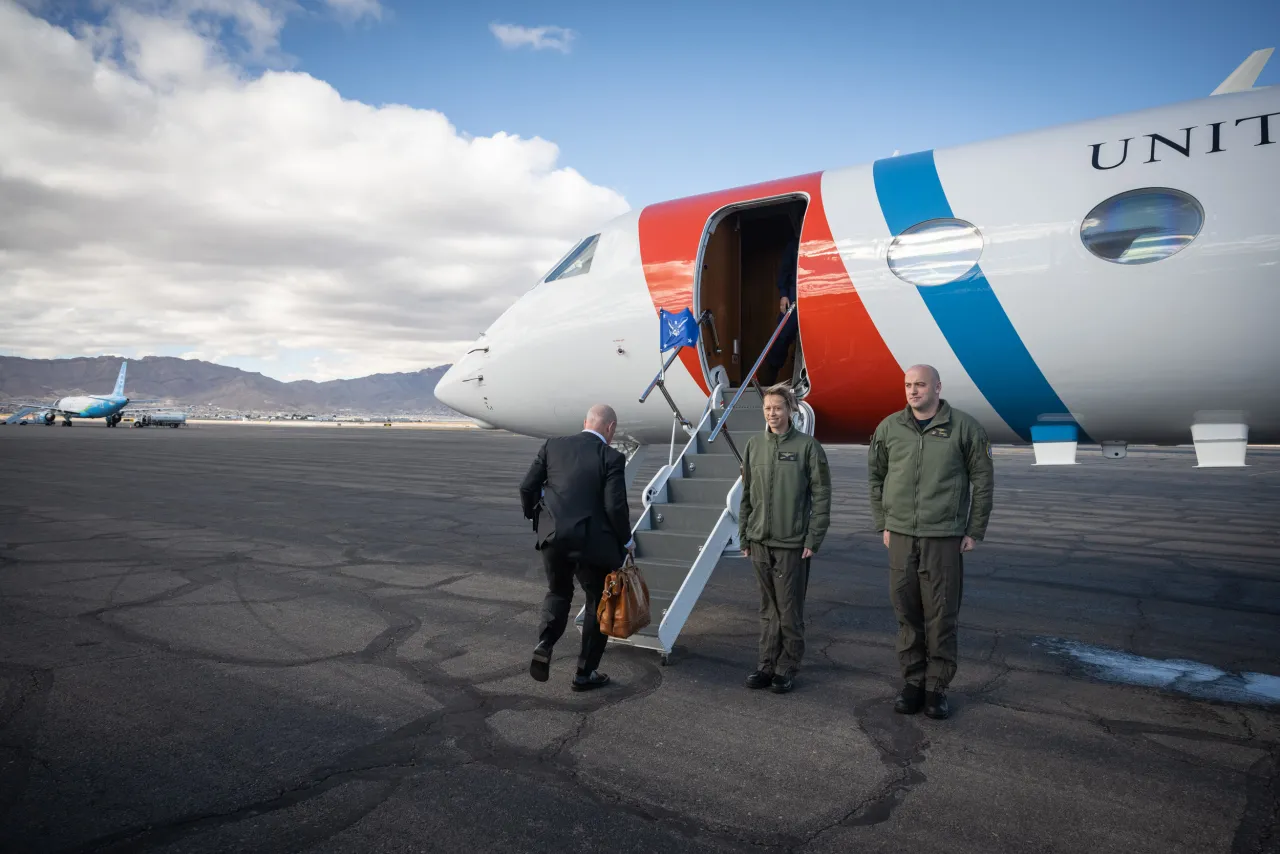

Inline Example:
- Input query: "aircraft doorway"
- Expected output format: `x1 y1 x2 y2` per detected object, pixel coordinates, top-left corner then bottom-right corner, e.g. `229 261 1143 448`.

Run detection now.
696 197 808 392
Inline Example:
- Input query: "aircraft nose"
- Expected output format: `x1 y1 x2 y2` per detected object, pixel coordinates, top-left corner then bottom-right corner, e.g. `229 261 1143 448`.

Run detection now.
435 338 493 423
434 363 466 413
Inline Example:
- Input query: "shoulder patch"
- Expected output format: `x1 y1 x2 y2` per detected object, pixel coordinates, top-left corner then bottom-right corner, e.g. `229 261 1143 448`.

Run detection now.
986 441 993 459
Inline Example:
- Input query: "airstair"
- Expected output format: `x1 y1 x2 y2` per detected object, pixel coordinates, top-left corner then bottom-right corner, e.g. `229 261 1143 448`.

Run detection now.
577 307 815 664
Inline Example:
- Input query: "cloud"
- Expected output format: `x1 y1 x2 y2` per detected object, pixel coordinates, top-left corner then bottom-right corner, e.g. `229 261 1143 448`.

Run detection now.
0 1 628 380
489 22 575 54
322 0 382 23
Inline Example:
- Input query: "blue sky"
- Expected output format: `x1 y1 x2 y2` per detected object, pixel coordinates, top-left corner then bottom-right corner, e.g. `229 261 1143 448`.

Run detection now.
3 0 1277 383
280 0 1280 208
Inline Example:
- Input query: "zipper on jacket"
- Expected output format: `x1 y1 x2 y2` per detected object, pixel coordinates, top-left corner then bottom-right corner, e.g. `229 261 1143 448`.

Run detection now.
764 431 775 539
914 432 922 534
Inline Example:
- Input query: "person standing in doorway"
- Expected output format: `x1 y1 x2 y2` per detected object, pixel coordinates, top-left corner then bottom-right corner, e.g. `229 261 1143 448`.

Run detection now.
868 365 994 719
758 234 800 386
738 383 831 694
519 404 632 692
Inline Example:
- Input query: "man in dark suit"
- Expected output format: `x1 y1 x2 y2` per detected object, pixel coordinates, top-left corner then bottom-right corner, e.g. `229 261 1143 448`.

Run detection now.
520 404 633 691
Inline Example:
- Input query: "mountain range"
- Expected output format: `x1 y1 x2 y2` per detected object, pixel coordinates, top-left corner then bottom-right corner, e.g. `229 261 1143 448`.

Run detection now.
0 356 457 415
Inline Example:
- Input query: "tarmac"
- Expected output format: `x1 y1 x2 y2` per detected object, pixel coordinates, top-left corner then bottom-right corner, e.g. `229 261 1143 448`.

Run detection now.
1 423 1278 854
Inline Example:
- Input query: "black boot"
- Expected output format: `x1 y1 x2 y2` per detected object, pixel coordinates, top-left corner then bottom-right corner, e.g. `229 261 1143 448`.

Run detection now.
924 690 951 720
769 673 795 694
745 670 773 690
893 683 925 715
529 642 552 682
571 670 610 692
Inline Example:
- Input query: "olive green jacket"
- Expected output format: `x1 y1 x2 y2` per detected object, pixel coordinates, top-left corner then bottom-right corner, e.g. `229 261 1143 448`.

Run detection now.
738 426 832 552
868 401 995 540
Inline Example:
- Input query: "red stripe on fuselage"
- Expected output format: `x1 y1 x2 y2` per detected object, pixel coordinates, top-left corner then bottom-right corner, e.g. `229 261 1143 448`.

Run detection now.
637 173 903 442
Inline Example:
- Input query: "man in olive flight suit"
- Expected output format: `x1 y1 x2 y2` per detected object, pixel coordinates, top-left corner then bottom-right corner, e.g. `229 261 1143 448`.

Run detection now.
869 365 994 720
738 383 832 694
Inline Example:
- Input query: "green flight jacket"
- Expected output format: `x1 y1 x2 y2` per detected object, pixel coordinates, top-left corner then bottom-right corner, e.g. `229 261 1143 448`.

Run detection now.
868 400 995 540
737 426 832 553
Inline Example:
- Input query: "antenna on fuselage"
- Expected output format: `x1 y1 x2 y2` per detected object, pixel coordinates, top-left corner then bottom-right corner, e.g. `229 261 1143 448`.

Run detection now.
1211 48 1274 95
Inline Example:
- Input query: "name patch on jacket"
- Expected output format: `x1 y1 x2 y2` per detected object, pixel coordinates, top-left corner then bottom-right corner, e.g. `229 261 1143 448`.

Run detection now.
928 427 951 439
777 451 799 462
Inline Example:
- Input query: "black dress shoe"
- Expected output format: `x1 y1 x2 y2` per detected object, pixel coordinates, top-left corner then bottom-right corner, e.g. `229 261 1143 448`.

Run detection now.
924 690 951 719
893 683 925 715
769 673 795 694
745 670 774 690
529 642 552 683
571 671 610 692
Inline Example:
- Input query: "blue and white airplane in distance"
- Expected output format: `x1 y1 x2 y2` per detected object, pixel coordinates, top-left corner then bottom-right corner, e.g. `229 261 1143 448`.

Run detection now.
4 361 163 427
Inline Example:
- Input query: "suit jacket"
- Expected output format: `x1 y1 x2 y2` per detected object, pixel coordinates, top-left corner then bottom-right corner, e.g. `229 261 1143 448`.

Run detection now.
519 432 631 568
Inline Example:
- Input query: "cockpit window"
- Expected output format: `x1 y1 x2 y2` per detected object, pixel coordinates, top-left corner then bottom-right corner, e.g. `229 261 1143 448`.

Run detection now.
543 234 599 282
1080 188 1203 265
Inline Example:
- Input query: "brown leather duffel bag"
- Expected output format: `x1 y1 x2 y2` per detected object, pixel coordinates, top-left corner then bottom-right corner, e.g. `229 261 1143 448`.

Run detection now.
596 554 651 639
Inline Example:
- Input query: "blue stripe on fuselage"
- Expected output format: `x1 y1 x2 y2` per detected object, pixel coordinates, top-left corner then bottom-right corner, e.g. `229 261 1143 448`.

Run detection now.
77 399 125 419
871 150 1084 443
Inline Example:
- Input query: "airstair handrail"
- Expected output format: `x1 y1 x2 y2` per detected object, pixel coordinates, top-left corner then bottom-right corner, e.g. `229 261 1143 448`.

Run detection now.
639 348 691 430
638 347 685 405
707 304 796 443
633 381 726 534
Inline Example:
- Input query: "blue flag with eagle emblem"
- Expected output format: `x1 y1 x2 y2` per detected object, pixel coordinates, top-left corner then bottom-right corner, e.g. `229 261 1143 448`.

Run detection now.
659 308 699 351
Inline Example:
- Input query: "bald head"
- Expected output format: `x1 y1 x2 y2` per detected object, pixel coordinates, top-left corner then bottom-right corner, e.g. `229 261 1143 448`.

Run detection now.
906 364 940 385
584 404 619 442
904 364 942 417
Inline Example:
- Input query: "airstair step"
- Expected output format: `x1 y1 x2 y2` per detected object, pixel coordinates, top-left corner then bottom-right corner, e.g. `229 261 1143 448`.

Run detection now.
681 453 741 480
721 415 766 437
695 432 738 456
634 529 707 562
666 477 737 506
595 558 689 641
650 502 725 533
701 388 768 447
631 557 692 599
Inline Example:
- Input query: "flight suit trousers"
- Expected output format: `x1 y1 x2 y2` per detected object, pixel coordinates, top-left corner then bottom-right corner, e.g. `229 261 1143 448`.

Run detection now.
888 533 964 692
751 544 809 676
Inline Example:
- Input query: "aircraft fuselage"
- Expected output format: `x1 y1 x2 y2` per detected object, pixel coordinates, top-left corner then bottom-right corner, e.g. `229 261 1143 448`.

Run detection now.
437 87 1280 448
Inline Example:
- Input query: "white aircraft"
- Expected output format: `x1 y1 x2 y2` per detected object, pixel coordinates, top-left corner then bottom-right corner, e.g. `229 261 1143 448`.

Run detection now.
436 49 1278 469
434 49 1278 660
5 361 164 427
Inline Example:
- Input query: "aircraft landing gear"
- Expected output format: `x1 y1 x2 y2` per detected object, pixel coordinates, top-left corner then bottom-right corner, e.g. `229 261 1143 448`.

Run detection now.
62 419 72 427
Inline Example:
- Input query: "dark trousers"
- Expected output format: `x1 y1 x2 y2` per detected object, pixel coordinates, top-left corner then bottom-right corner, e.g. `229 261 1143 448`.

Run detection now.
758 311 799 385
537 546 609 676
888 533 964 692
751 543 809 676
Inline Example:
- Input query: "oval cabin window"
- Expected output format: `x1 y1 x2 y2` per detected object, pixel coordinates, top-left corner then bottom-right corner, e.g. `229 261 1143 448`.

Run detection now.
886 219 984 287
1080 188 1203 265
